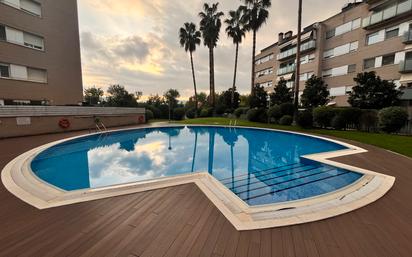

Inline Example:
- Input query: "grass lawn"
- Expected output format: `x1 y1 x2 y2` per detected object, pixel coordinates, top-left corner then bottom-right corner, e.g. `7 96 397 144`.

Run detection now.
175 117 412 158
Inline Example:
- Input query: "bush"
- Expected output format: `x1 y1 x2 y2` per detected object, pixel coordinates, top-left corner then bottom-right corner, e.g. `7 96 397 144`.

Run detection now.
331 114 346 130
234 107 249 118
246 108 260 122
360 109 378 132
145 109 154 121
158 104 169 119
313 106 336 128
215 104 226 115
200 107 214 117
279 103 295 117
146 106 161 119
172 107 186 120
267 105 282 123
339 107 362 129
279 115 293 126
378 107 408 133
297 110 313 128
185 108 197 119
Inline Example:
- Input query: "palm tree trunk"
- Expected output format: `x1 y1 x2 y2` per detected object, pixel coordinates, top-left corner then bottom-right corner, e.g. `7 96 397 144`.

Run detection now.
293 0 303 124
232 43 239 108
209 46 215 108
191 130 198 172
190 51 198 117
251 30 257 95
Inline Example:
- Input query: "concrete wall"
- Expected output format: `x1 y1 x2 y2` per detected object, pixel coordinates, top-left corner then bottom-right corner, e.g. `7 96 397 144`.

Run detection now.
0 106 146 138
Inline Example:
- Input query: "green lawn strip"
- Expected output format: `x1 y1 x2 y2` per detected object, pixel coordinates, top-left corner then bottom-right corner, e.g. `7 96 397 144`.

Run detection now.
176 117 412 158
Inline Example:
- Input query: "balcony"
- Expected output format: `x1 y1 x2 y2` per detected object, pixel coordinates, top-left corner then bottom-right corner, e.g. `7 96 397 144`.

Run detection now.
362 0 412 29
277 64 296 76
276 40 316 61
404 31 412 44
399 59 412 73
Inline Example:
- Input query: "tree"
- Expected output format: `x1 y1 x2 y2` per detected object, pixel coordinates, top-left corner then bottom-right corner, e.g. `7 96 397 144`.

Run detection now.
179 22 202 117
199 3 224 108
241 0 272 94
301 76 329 108
146 94 165 107
249 84 267 108
164 89 181 109
270 78 293 106
293 0 303 124
348 71 403 109
84 86 104 106
217 87 241 111
106 85 139 107
225 7 247 108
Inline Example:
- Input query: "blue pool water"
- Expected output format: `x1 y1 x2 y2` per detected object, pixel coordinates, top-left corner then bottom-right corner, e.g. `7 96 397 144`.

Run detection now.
31 126 363 206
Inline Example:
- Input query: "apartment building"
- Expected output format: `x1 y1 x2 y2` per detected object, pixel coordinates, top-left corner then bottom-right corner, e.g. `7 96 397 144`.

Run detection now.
0 0 83 106
255 0 412 106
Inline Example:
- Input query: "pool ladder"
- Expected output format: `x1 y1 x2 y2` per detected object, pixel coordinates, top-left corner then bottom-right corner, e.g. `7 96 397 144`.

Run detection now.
229 120 238 126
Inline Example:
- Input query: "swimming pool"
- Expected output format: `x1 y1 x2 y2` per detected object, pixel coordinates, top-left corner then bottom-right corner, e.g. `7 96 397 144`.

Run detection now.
31 126 363 206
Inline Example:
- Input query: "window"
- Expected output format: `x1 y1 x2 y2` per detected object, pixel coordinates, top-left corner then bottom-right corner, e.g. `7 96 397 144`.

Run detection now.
382 54 395 66
19 0 41 16
23 32 44 50
1 0 41 16
326 30 335 39
0 63 10 77
5 27 24 44
364 58 376 69
385 27 399 39
349 41 358 52
367 32 381 45
348 64 356 73
0 25 5 40
256 54 274 65
323 49 334 59
27 67 47 82
322 69 332 78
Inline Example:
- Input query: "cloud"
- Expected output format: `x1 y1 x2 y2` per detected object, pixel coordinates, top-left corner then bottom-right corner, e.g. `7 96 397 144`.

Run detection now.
78 0 351 99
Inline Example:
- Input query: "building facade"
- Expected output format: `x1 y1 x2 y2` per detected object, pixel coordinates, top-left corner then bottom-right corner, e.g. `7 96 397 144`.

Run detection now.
0 0 83 106
255 0 412 106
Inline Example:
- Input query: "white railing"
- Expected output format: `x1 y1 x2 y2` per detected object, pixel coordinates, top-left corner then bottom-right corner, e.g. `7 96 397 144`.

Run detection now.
362 0 412 28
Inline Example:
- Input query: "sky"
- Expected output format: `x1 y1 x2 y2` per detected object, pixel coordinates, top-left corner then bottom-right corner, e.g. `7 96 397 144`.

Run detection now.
78 0 353 100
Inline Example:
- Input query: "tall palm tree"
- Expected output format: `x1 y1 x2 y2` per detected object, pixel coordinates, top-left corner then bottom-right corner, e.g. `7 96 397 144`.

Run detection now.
179 22 201 117
199 3 224 108
225 7 247 108
293 0 303 124
241 0 272 95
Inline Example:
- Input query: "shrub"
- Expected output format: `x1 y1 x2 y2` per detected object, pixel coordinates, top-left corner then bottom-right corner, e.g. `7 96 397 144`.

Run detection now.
146 106 161 119
297 110 313 128
234 107 249 118
313 106 336 128
279 115 293 126
246 108 260 122
257 109 268 123
378 107 408 133
145 109 154 121
360 109 378 132
215 104 226 115
279 103 295 117
267 105 282 123
185 108 197 119
200 107 214 117
158 104 169 119
331 114 346 130
339 107 362 129
172 107 186 120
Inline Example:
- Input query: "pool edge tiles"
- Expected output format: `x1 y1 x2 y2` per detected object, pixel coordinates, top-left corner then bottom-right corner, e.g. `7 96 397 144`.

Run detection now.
1 125 396 231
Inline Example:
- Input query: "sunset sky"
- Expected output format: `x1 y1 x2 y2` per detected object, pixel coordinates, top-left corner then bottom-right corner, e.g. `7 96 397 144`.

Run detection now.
77 0 353 100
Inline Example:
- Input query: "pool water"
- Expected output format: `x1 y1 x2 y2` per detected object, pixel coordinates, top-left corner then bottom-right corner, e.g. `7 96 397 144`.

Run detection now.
31 126 363 206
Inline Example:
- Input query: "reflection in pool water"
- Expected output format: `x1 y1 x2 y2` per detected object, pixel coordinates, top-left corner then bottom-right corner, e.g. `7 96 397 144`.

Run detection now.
31 126 362 205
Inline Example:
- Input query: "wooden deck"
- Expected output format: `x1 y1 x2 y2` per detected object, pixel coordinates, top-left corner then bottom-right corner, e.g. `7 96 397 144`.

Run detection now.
1 128 412 257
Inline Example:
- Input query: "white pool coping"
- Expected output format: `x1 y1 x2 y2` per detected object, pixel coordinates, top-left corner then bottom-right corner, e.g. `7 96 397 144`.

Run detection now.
1 125 395 231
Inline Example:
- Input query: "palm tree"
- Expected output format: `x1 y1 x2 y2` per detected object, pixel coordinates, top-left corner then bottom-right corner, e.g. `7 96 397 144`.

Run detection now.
293 0 303 124
225 7 247 108
179 22 201 117
241 0 272 95
199 3 224 108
